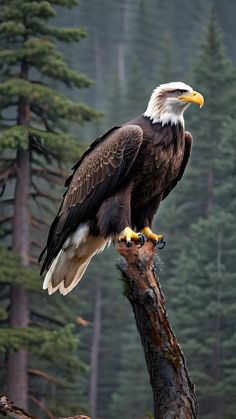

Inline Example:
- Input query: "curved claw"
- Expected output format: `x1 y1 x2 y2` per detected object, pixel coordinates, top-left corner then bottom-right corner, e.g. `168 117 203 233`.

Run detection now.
119 227 147 248
126 240 133 248
154 236 166 249
137 233 146 248
125 233 146 248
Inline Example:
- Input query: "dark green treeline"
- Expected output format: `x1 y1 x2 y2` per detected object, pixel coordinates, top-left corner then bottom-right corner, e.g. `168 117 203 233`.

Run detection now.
71 2 236 419
0 0 97 417
1 1 236 419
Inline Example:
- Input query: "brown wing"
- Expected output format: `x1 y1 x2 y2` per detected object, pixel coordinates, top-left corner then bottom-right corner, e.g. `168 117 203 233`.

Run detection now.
162 131 192 200
40 124 143 273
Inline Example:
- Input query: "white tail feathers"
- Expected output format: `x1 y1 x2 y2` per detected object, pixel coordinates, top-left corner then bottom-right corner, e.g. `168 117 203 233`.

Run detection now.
43 223 109 296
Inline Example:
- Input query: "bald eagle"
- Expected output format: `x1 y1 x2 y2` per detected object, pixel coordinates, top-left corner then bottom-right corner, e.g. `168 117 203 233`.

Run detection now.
40 82 204 295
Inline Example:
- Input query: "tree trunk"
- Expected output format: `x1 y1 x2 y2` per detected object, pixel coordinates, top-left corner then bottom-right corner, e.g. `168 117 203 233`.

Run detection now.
89 286 102 419
7 56 31 409
7 146 31 410
117 242 198 419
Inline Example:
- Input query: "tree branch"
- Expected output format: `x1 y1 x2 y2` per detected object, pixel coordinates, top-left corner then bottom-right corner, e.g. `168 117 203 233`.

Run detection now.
29 256 39 265
31 191 60 202
30 311 65 327
117 241 198 419
28 395 54 419
30 239 43 249
0 216 12 225
0 161 16 194
0 396 36 418
30 216 51 229
0 198 14 206
30 104 54 133
0 396 90 419
31 169 65 185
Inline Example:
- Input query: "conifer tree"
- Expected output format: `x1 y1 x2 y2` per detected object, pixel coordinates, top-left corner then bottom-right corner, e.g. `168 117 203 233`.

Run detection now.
158 8 236 285
128 0 159 78
124 55 149 120
182 8 236 219
165 10 236 419
154 31 180 84
0 0 98 414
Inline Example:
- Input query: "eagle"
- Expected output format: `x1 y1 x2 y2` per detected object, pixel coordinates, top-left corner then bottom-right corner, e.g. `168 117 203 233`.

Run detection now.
40 81 204 295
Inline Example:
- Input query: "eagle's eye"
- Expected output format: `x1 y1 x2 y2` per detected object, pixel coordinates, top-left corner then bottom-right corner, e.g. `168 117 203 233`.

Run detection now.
176 90 184 96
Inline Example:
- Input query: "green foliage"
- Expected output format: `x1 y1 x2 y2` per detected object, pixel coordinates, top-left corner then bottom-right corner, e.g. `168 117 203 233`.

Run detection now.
0 0 98 416
0 324 79 359
0 247 39 291
0 78 98 122
0 125 85 158
1 1 236 418
162 10 236 419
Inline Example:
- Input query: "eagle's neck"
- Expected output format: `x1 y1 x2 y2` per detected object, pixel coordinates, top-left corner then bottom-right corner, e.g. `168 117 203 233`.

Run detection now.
144 111 185 128
144 92 186 128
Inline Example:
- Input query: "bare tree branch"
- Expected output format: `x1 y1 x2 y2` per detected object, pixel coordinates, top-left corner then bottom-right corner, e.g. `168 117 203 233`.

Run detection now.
31 170 64 185
30 104 55 133
29 395 54 419
0 396 90 419
30 239 43 249
31 191 60 202
0 216 12 225
0 198 14 206
0 396 37 418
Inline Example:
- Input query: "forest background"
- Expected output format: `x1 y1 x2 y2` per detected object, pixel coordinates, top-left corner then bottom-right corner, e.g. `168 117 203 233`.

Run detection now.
1 1 236 419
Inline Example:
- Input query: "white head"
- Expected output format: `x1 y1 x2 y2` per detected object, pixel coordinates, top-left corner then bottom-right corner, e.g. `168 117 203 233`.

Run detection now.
144 82 204 127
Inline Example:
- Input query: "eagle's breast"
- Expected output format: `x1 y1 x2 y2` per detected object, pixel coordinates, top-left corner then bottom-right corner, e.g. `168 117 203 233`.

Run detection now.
127 116 185 204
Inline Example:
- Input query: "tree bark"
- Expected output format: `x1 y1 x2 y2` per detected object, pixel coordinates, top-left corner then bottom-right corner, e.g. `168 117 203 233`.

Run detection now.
117 241 198 419
7 58 31 409
7 147 31 410
89 286 102 419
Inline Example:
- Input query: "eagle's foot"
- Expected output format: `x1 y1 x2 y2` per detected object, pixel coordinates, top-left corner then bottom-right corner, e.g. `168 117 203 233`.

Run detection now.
118 227 146 248
141 227 166 249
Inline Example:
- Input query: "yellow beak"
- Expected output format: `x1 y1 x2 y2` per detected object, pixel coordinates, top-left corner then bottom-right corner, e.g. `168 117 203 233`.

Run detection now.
179 90 204 108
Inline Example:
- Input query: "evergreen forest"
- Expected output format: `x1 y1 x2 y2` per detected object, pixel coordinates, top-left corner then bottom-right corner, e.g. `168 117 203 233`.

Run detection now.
0 1 236 418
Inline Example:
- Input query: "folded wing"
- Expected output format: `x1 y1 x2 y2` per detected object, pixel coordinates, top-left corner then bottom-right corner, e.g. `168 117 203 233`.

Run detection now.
40 124 143 273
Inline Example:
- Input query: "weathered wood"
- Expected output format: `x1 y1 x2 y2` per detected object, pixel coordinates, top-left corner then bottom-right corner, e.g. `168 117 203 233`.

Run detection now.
0 396 90 419
0 396 36 419
117 241 198 419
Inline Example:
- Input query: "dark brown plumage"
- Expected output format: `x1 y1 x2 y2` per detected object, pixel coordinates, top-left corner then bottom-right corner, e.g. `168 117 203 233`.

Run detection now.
40 82 203 295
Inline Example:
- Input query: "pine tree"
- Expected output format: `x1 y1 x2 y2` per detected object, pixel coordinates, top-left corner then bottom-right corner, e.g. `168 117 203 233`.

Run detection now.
183 8 236 219
164 10 236 419
124 55 149 120
154 31 180 84
0 0 98 414
157 8 236 287
128 0 158 77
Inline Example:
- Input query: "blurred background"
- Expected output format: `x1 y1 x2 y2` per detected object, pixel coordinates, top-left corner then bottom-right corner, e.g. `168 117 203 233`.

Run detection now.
0 0 236 418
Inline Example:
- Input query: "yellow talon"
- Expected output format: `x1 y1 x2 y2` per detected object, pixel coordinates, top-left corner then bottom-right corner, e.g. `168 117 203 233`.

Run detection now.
141 227 165 247
118 227 145 247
